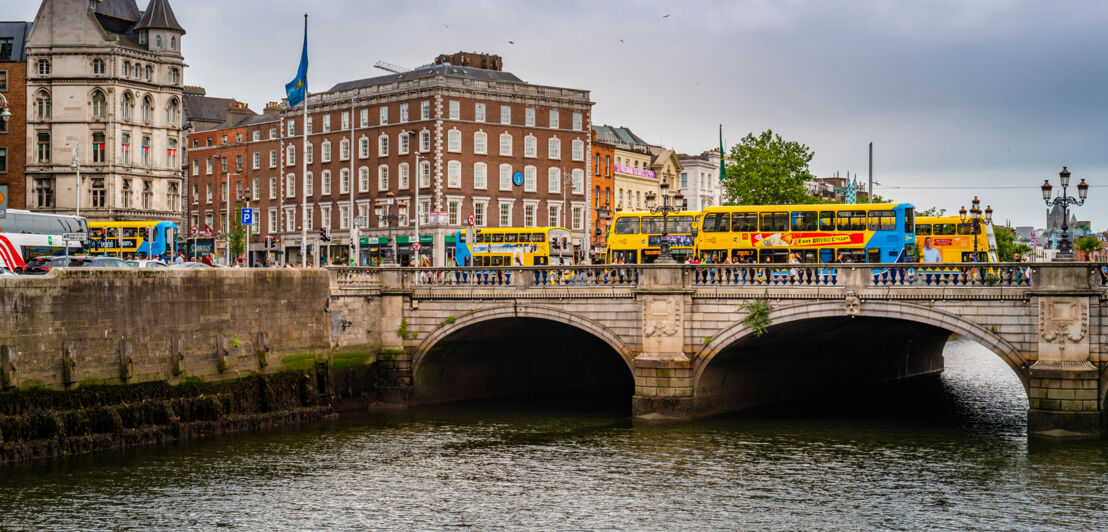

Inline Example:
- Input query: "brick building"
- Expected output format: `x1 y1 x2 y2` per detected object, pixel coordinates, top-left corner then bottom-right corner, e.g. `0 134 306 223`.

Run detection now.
184 101 281 263
277 54 594 266
589 130 614 256
0 21 31 211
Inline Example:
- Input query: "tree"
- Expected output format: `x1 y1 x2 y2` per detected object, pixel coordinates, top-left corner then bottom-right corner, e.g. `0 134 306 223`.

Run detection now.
916 206 947 217
228 204 246 259
994 226 1030 262
722 129 815 205
1075 236 1100 258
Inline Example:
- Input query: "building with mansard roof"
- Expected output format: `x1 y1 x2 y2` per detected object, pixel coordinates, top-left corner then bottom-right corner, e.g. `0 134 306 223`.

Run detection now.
24 0 185 221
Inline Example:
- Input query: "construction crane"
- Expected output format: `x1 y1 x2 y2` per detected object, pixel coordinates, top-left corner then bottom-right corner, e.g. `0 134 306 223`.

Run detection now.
374 61 411 74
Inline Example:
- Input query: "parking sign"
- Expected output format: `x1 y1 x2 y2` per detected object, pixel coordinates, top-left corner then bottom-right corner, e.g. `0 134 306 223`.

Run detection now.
241 208 253 226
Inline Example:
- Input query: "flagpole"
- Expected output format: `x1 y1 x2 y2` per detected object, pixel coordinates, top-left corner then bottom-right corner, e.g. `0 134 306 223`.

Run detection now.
300 13 308 267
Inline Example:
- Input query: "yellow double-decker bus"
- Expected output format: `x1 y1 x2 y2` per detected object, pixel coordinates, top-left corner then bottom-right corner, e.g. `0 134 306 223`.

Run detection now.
915 216 997 262
694 203 917 263
454 227 574 266
88 221 179 258
605 211 698 264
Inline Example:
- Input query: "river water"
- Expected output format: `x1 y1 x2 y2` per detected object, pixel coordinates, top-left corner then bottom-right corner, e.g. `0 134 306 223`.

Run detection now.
3 338 1107 530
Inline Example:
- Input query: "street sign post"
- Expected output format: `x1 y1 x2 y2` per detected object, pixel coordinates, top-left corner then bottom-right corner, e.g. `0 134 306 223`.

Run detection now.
412 242 422 252
241 208 253 226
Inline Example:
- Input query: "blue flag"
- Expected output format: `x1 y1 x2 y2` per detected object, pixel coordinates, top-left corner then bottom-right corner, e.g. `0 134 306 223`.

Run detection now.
285 17 308 109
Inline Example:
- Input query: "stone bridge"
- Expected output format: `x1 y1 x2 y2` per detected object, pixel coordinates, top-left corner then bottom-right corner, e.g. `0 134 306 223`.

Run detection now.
331 262 1108 438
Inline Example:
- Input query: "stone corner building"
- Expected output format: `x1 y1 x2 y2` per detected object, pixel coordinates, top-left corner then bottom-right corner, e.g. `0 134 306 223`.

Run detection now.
24 0 185 221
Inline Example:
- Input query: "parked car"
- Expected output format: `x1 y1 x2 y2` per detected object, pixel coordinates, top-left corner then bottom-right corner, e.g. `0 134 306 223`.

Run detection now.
25 255 134 273
22 256 75 274
168 261 211 269
126 260 168 268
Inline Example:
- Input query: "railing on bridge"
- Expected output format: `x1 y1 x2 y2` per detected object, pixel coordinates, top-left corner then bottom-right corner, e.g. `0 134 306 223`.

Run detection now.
331 263 1108 290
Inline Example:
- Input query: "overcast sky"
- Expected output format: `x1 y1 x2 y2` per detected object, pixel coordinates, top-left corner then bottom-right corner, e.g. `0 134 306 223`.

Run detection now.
10 0 1108 229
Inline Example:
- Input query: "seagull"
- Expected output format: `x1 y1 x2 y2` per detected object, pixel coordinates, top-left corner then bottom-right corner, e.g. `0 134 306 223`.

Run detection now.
444 24 450 28
619 39 624 43
663 13 670 18
508 40 515 44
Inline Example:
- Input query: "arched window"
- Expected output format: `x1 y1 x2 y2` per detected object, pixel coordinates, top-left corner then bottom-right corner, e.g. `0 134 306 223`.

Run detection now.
156 35 162 48
359 167 369 192
91 90 106 117
499 132 512 156
548 137 561 159
144 65 152 81
378 134 388 156
121 92 132 119
170 36 176 49
166 99 178 123
34 90 50 119
92 58 105 74
286 144 296 166
474 131 487 154
377 164 389 191
321 139 331 162
141 96 152 122
123 62 131 77
169 68 179 84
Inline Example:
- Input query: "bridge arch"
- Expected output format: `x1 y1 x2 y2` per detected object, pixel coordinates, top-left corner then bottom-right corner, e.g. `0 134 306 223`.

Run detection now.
411 305 636 406
413 304 635 372
693 299 1030 389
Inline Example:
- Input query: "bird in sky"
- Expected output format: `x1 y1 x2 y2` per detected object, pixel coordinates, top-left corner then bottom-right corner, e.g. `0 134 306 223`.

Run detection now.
619 39 624 43
508 40 515 45
663 13 671 18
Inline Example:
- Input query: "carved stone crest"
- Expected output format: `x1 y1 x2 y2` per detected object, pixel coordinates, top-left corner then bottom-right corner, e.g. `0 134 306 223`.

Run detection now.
1039 299 1087 343
643 296 682 337
844 292 861 317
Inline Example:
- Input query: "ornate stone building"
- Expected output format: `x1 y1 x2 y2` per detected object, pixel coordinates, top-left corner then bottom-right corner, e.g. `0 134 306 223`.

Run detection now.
24 0 185 221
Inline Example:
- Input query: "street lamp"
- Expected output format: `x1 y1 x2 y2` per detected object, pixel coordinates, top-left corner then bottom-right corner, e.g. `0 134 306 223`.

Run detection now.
374 191 403 265
594 204 611 261
958 195 993 262
0 93 11 123
406 130 423 265
1041 166 1089 260
645 181 686 263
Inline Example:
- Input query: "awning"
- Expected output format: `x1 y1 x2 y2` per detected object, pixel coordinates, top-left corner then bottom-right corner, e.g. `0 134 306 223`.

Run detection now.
395 235 435 244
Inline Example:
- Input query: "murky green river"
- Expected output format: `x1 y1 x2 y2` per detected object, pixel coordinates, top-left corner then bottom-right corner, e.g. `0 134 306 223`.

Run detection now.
2 338 1107 530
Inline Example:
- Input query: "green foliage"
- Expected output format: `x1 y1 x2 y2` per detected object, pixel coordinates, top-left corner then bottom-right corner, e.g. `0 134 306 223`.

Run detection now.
994 226 1030 261
231 334 241 348
703 336 712 345
228 204 247 259
397 318 414 340
722 130 815 205
916 206 947 217
739 297 772 337
1075 236 1100 255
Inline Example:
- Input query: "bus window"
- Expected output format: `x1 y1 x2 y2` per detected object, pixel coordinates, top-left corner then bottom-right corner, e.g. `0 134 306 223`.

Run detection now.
532 233 545 242
791 211 818 231
868 210 896 231
867 248 881 263
934 224 957 235
700 250 727 263
760 212 788 232
819 248 835 263
836 211 867 231
904 208 914 233
961 251 987 262
613 217 640 234
731 212 757 232
702 213 729 232
916 224 932 236
670 216 694 233
505 233 518 242
641 216 663 234
732 249 756 263
517 233 530 243
837 249 866 263
492 233 504 242
491 256 505 266
611 250 637 264
641 249 660 263
791 249 818 263
957 223 979 235
534 256 548 266
819 211 835 231
758 249 789 263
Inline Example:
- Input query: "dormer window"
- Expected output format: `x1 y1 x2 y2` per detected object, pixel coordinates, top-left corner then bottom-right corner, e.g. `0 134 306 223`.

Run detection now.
138 31 147 45
155 35 162 48
170 37 176 49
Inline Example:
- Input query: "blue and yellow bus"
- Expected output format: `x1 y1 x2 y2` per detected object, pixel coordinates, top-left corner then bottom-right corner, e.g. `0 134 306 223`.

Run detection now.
694 203 916 263
88 221 179 258
454 227 575 266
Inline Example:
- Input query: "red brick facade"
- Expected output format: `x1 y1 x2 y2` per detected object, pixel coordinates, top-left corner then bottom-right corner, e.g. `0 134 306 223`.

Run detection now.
590 133 615 254
0 60 26 210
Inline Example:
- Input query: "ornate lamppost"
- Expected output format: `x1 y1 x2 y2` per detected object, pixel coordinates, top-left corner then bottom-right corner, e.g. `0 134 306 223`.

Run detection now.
1041 166 1089 261
374 191 404 265
645 181 686 263
958 196 993 262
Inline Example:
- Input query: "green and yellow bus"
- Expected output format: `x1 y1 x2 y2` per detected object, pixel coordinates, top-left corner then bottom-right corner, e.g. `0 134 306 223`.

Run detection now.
454 227 575 266
694 203 917 263
605 211 699 264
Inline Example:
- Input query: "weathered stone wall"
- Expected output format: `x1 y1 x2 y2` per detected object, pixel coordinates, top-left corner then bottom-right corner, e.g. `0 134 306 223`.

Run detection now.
0 269 355 391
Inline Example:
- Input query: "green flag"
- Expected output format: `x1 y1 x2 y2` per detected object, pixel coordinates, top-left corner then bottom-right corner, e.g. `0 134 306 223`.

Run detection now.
719 125 726 181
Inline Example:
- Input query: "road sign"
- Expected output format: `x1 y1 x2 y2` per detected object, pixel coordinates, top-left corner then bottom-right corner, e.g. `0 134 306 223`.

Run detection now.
512 171 524 187
241 208 253 226
190 226 199 237
412 242 422 252
429 211 448 225
0 184 7 218
467 213 475 226
62 232 84 241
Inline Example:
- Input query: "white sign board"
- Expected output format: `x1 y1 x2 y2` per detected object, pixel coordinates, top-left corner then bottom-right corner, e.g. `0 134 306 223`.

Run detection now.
428 211 449 226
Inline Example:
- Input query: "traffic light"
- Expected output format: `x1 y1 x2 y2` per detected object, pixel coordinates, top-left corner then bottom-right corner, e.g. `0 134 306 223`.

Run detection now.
319 228 331 242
